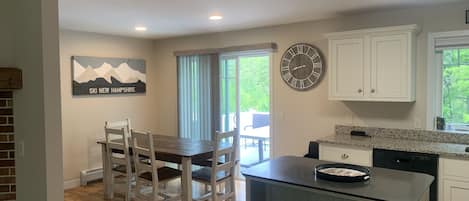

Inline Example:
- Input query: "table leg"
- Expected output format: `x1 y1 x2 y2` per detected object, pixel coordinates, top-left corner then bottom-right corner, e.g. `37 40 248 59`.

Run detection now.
181 156 193 201
258 139 264 162
101 144 112 199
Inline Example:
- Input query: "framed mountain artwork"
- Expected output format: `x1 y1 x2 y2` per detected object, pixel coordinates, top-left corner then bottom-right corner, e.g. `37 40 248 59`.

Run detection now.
72 56 146 95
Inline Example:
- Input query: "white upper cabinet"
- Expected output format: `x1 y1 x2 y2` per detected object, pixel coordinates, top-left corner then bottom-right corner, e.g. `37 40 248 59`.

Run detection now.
326 25 419 102
329 38 365 99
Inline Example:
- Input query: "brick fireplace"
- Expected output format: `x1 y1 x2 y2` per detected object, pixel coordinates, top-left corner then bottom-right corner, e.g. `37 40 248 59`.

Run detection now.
0 91 15 200
0 68 21 201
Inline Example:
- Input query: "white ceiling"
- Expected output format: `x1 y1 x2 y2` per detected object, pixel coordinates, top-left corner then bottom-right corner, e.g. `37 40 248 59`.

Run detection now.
59 0 462 39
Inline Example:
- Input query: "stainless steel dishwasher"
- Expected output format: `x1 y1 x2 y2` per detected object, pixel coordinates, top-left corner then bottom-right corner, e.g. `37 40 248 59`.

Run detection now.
373 149 439 201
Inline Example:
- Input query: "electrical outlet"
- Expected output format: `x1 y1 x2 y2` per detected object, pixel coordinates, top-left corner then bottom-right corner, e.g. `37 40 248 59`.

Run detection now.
279 111 285 120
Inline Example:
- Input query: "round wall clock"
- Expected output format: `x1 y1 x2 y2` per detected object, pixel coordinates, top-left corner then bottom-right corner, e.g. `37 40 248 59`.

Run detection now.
280 43 325 91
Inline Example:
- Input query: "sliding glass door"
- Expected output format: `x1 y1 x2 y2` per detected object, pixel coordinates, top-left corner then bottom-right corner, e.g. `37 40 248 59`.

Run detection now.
220 56 240 133
220 52 271 178
178 52 271 178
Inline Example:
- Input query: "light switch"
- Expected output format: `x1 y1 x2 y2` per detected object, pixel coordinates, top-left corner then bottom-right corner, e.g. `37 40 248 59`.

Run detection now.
414 118 422 129
17 141 24 157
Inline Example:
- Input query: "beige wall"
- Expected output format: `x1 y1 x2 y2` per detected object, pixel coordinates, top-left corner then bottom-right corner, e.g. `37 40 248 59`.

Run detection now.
14 0 63 200
0 0 15 66
152 2 469 157
60 30 159 181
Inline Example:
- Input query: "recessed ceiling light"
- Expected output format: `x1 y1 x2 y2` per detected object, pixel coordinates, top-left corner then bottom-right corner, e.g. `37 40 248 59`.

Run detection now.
209 15 223 20
135 26 147 31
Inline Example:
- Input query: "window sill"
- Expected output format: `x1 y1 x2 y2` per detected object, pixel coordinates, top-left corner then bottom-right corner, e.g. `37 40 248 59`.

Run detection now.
435 129 469 135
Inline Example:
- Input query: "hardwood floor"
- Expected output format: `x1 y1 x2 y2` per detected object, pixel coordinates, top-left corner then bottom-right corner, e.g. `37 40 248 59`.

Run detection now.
64 180 246 201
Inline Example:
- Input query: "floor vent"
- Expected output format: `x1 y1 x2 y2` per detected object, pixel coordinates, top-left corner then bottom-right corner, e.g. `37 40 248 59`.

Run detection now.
80 167 103 186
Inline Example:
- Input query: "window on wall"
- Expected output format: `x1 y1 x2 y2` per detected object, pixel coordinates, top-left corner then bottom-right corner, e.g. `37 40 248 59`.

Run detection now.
440 48 469 131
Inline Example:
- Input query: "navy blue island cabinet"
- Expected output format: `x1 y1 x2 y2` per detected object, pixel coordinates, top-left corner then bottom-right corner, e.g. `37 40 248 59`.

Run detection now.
242 156 433 201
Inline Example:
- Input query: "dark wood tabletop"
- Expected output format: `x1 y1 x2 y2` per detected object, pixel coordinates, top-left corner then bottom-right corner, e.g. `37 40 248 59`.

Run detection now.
97 135 215 163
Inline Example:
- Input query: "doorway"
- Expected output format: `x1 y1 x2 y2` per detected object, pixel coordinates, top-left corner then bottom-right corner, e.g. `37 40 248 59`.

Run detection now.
219 52 272 178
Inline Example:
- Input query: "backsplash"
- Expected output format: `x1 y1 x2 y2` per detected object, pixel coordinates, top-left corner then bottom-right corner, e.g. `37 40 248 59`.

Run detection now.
336 125 469 145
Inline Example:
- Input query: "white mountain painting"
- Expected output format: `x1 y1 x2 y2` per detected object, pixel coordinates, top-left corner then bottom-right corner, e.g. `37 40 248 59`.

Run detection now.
73 60 146 84
72 56 146 95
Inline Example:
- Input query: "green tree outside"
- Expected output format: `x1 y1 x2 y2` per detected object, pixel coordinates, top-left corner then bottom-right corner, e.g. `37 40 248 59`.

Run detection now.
239 56 270 112
442 48 469 125
220 55 270 115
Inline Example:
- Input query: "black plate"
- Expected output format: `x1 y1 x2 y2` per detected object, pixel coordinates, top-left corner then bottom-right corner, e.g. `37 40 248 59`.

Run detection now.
315 163 371 183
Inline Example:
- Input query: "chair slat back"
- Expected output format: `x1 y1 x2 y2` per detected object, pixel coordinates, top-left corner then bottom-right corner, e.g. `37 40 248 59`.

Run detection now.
105 128 130 164
106 119 131 130
211 129 238 183
131 130 160 195
104 118 131 141
104 119 132 176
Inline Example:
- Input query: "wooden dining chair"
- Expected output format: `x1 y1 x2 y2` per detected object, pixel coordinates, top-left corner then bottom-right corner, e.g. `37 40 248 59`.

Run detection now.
192 129 238 201
104 119 133 201
131 130 182 201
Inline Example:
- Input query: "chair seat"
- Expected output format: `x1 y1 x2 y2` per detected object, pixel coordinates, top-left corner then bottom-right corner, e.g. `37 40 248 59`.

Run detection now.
112 165 135 174
192 167 230 182
192 159 223 167
139 167 182 182
112 157 151 174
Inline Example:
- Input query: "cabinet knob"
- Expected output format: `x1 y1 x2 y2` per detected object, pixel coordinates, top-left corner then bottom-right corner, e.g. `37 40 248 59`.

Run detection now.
358 89 363 93
371 89 376 93
341 154 349 159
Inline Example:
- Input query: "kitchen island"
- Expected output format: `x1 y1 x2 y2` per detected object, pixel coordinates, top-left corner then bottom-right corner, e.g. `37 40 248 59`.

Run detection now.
242 156 433 201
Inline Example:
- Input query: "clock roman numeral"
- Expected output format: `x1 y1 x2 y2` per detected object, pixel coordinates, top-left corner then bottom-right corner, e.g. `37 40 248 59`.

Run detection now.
288 48 296 57
281 65 289 72
313 56 320 63
312 71 321 78
290 78 298 87
297 45 304 54
304 45 310 54
299 80 305 89
283 73 293 81
304 45 311 54
308 49 317 57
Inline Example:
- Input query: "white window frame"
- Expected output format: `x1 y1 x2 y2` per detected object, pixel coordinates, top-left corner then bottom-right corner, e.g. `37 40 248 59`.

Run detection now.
427 30 469 130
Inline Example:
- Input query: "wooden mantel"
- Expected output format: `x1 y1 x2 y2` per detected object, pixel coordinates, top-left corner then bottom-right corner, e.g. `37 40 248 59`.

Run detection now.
0 68 22 89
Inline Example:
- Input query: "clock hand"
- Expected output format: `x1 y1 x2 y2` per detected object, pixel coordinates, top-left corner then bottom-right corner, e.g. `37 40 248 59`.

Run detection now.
292 65 306 71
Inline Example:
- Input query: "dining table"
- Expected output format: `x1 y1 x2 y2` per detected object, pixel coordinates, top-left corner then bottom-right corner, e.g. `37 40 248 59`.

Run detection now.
97 134 215 201
240 126 270 167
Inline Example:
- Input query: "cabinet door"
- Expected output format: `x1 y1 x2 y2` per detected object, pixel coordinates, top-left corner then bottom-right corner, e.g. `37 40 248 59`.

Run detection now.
443 179 469 201
329 38 365 100
370 34 411 100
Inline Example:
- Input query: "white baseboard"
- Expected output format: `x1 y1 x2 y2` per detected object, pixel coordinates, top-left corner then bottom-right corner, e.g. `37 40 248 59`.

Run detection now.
64 178 81 190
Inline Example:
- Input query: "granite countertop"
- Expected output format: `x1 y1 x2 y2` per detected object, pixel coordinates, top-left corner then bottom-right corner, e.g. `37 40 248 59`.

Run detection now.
318 134 469 160
243 156 433 201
